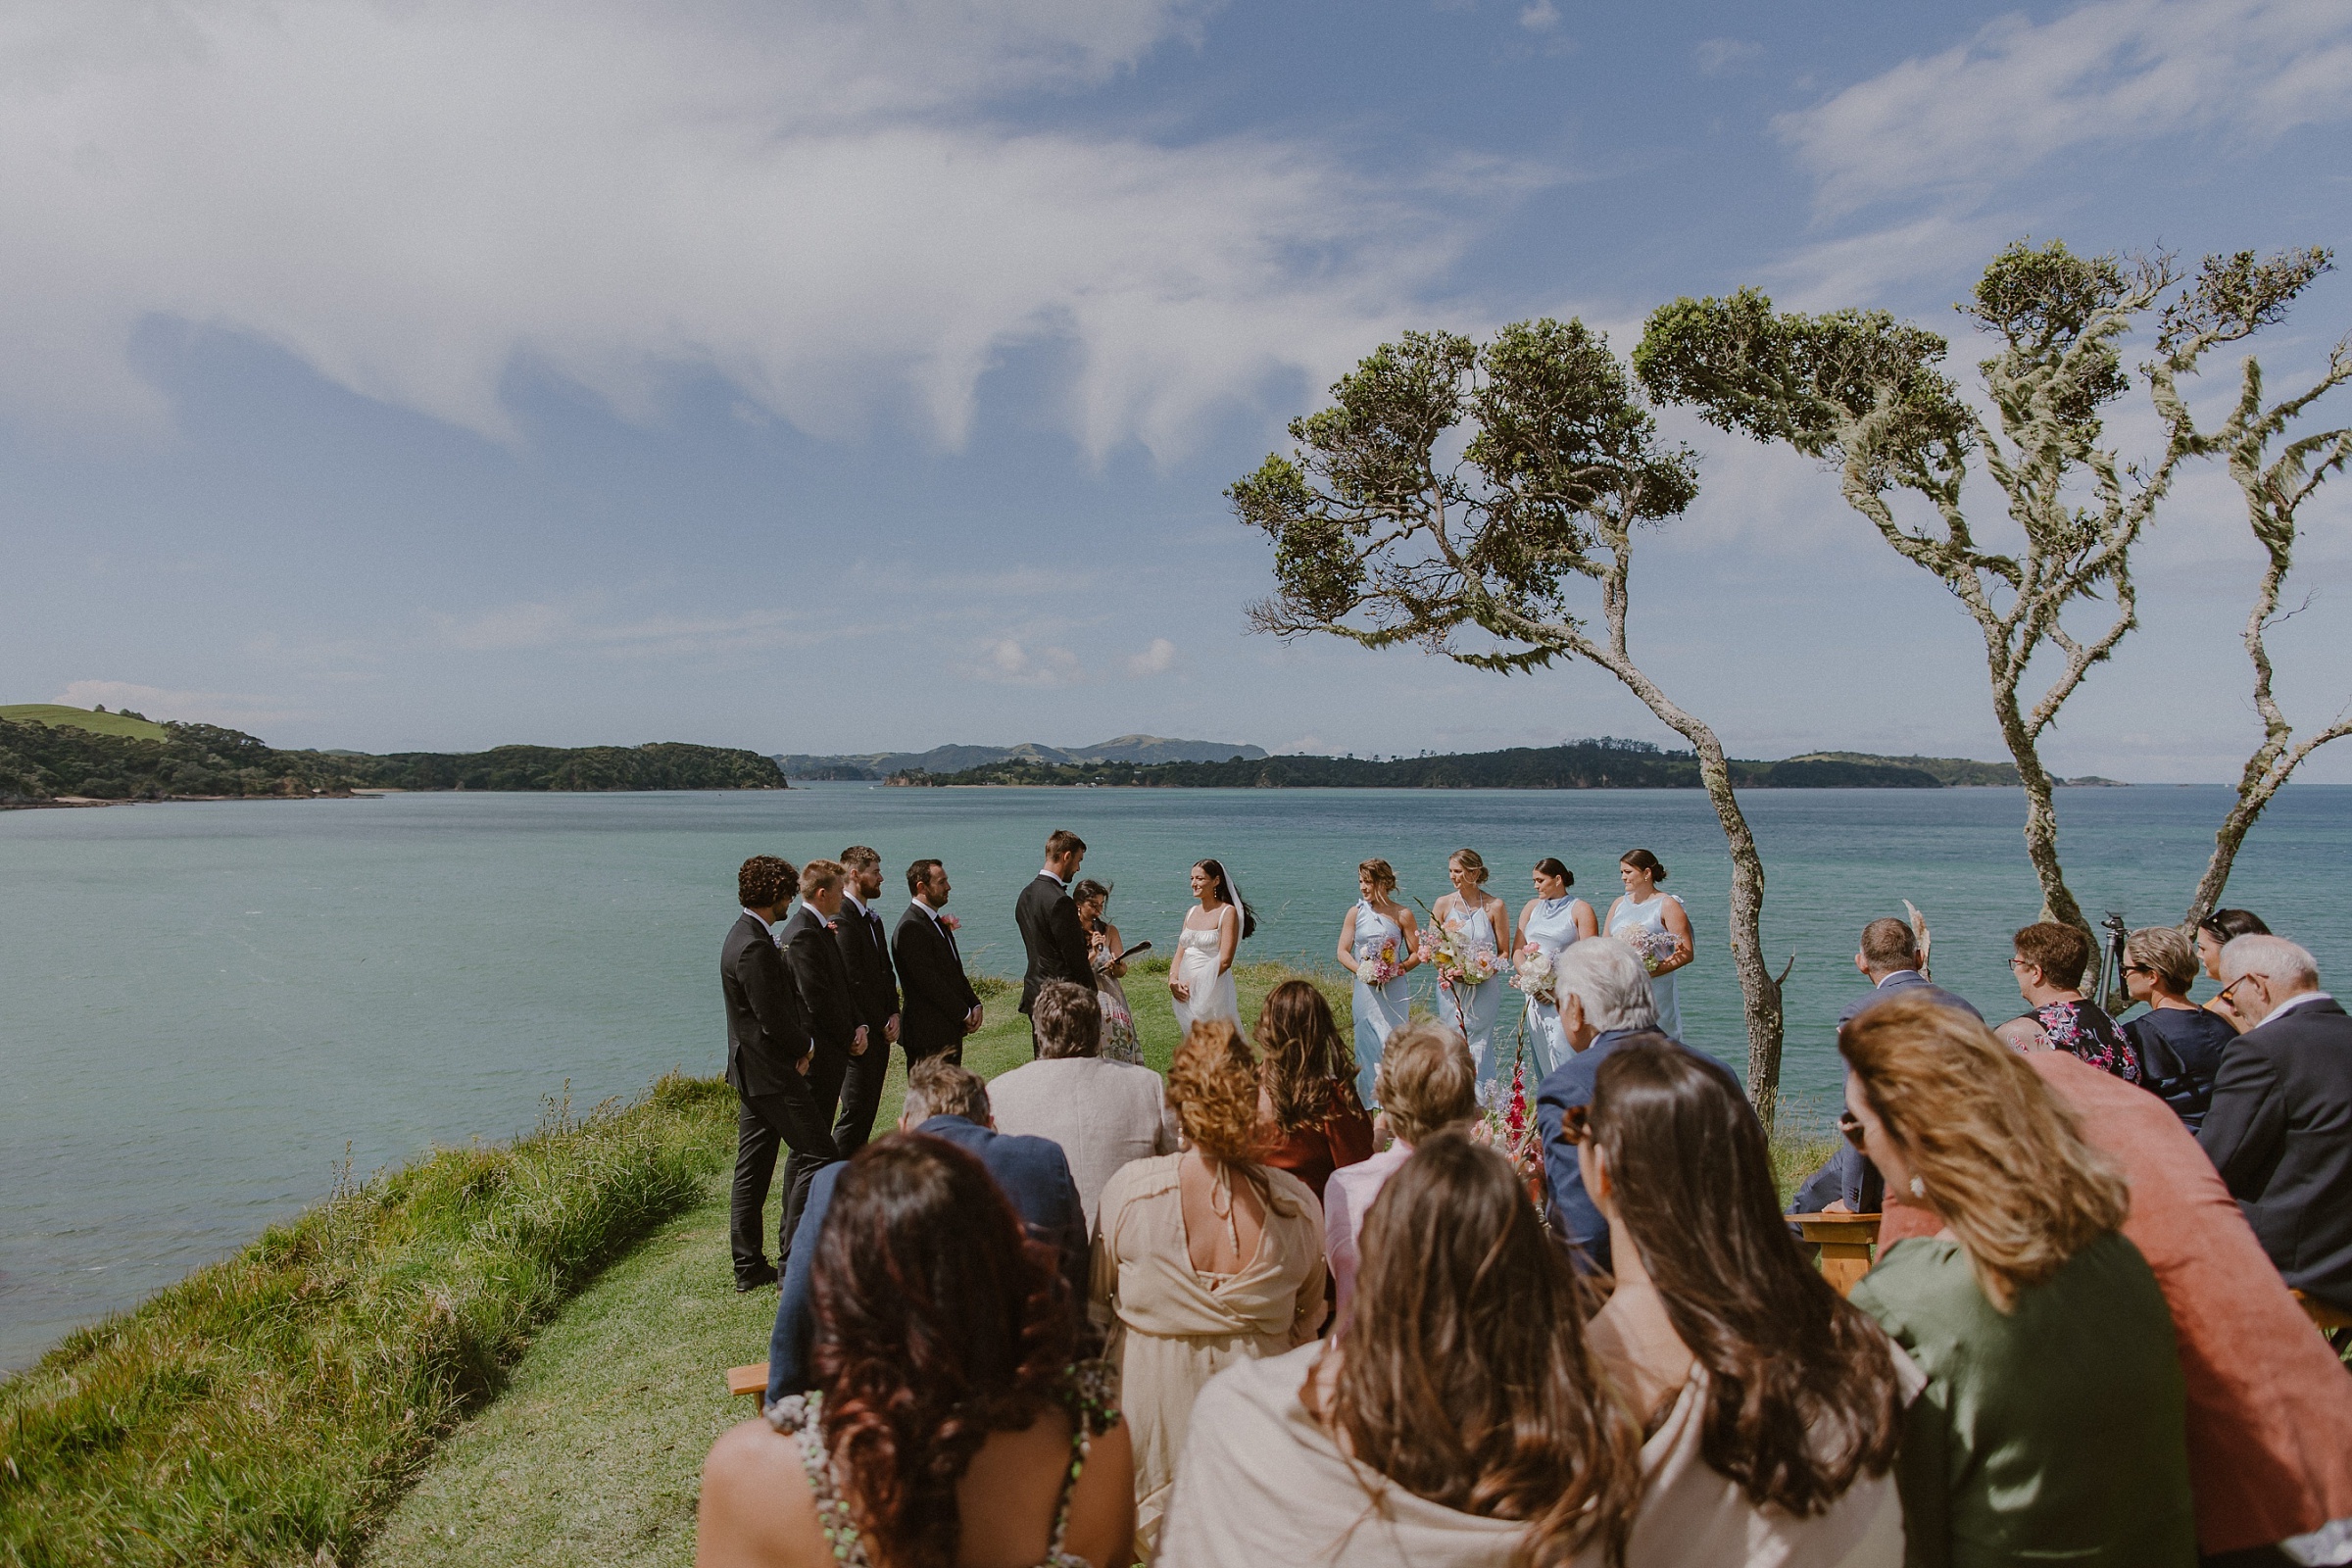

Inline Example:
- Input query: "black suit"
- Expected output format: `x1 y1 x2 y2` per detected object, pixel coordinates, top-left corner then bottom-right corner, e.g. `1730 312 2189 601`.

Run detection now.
896 901 980 1064
1014 872 1094 1047
2199 996 2352 1310
721 912 836 1284
829 896 899 1157
778 904 861 1250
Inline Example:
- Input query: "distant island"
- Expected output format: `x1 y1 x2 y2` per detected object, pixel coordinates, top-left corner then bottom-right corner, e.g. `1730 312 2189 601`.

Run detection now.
886 737 2069 790
0 705 787 805
778 734 1268 780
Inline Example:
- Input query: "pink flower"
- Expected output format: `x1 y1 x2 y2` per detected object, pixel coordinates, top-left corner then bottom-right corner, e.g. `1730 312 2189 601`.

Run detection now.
943 913 962 930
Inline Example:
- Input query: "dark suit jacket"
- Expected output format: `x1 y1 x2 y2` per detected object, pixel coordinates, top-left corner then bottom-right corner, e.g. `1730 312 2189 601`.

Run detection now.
833 897 900 1034
779 905 858 1061
1014 873 1094 1014
2199 996 2352 1308
765 1117 1089 1404
1837 968 1984 1028
1817 972 1984 1213
895 903 979 1058
720 911 812 1099
1535 1028 1700 1273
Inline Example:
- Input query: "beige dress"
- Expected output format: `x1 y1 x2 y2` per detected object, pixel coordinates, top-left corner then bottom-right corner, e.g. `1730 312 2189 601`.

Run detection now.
1090 1152 1326 1555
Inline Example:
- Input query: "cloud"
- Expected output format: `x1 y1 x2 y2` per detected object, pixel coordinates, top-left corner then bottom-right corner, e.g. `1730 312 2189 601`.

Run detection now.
1777 0 2352 216
1693 37 1761 76
1518 2 1560 32
1125 636 1178 676
976 638 1083 685
51 678 297 728
426 597 818 658
0 0 1498 462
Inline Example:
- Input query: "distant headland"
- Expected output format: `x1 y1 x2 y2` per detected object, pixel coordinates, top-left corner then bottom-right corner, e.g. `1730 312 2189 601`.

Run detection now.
0 705 787 806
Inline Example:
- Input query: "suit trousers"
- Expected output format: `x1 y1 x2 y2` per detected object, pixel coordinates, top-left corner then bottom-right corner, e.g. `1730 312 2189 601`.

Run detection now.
831 1040 890 1159
730 1086 839 1281
780 1049 849 1253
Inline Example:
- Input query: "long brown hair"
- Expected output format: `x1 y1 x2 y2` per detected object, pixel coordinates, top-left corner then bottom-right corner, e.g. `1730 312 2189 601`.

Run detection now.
809 1134 1074 1568
1255 979 1363 1133
1327 1131 1644 1568
1839 993 2129 1310
1588 1040 1902 1515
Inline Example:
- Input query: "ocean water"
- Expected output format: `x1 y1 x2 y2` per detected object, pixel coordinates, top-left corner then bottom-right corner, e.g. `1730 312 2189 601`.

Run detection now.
3 782 2346 1371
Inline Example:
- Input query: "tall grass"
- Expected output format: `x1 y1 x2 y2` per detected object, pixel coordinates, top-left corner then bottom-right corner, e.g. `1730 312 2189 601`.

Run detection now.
0 1074 736 1567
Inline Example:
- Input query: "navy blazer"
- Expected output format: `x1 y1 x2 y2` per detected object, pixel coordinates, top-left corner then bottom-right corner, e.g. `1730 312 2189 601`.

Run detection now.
1535 1028 1697 1274
1837 969 1984 1029
1812 973 1984 1213
2199 996 2352 1309
765 1117 1090 1405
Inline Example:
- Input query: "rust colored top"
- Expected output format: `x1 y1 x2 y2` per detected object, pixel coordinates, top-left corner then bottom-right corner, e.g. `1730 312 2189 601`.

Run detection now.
1258 1092 1376 1203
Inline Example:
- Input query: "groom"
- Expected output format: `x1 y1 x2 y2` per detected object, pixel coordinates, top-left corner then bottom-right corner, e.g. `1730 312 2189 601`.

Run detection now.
1014 829 1095 1058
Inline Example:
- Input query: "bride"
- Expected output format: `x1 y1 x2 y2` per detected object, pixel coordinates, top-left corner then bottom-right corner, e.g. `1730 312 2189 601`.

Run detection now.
1170 858 1251 1033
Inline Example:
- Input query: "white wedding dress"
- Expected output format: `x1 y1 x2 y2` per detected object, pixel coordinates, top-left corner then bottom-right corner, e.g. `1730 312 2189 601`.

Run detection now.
1171 917 1239 1036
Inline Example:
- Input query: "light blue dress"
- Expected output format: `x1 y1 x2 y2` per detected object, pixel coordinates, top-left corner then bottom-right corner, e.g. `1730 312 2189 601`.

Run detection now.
1349 900 1413 1108
1519 895 1591 1081
1440 901 1505 1102
1607 891 1686 1042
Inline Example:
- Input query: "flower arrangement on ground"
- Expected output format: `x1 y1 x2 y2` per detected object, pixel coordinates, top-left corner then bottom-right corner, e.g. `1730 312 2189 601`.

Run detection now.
1473 1043 1546 1213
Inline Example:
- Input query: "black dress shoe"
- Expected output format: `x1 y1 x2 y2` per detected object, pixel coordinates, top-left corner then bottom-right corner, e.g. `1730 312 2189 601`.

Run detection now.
734 1263 778 1292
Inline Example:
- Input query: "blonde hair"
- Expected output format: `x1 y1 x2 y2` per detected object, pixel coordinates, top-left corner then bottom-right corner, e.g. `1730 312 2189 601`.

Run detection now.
1448 848 1490 885
1167 1021 1267 1166
1372 1022 1477 1143
1838 994 2128 1311
1357 858 1397 896
2125 926 2198 996
800 858 846 898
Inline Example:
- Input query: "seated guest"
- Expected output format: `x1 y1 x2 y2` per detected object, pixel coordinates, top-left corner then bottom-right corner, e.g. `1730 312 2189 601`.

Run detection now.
1156 1132 1644 1568
700 1136 1134 1568
2198 907 2271 1031
1993 920 2139 1081
1796 919 1987 1217
1092 1021 1327 1556
2201 934 2352 1313
1532 936 1681 1273
1881 1027 2352 1562
1579 1038 1911 1564
989 981 1177 1229
1253 979 1376 1202
1841 995 2196 1566
2120 924 2235 1131
765 1058 1086 1406
1325 1020 1477 1324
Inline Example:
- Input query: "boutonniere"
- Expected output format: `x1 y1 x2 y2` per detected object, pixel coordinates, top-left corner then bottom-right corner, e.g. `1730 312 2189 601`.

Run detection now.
942 913 962 931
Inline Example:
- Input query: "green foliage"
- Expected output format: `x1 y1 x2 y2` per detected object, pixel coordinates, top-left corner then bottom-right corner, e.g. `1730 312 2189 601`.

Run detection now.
345 744 787 793
0 705 172 742
0 1076 735 1567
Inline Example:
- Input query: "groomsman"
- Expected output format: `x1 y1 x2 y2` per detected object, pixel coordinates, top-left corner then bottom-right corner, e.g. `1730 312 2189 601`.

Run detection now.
830 846 900 1156
777 859 867 1251
1014 829 1094 1058
720 856 836 1292
896 858 982 1064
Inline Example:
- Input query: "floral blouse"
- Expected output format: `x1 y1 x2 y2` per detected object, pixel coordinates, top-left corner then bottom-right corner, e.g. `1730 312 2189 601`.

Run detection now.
2033 999 2140 1084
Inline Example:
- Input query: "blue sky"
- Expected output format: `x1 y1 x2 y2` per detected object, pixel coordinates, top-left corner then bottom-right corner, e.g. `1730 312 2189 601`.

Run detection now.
4 0 2350 779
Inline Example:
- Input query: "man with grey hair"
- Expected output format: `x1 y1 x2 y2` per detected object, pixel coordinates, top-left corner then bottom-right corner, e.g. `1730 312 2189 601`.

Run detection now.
1533 936 1690 1274
987 981 1177 1227
2200 934 2352 1310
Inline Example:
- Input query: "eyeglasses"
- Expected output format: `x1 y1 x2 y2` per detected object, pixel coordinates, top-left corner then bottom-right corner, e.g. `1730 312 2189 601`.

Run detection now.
1838 1108 1868 1151
2007 956 2034 971
2122 963 2156 977
1558 1104 1592 1145
2215 973 2269 1004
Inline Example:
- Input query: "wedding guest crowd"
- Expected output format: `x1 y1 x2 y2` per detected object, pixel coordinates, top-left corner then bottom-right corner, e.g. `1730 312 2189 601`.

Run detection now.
706 836 2352 1568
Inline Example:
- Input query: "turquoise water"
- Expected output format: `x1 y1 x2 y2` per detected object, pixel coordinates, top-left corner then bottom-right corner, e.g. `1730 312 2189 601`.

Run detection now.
4 782 2346 1370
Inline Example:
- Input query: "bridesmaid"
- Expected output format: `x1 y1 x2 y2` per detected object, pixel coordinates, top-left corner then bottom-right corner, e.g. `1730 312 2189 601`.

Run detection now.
1430 849 1509 1099
1605 848 1692 1042
1336 858 1418 1109
1514 857 1597 1079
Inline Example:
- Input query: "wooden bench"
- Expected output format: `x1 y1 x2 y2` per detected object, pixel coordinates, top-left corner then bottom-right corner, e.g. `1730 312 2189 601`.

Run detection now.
726 1363 769 1398
1788 1212 1883 1297
2294 1290 2352 1335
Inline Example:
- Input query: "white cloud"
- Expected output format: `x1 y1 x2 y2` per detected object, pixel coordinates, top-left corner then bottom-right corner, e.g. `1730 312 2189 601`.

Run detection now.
427 597 818 657
1125 636 1178 675
0 0 1491 462
1693 37 1761 76
976 638 1083 685
51 678 296 728
1777 0 2352 216
1519 2 1560 32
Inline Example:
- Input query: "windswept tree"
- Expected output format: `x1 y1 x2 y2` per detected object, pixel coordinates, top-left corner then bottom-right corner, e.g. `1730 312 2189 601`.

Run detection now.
1635 241 2193 935
2148 248 2352 924
1229 320 1795 1121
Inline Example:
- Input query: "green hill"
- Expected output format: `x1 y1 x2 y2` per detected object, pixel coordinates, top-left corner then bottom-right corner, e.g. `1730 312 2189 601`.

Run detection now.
0 704 172 742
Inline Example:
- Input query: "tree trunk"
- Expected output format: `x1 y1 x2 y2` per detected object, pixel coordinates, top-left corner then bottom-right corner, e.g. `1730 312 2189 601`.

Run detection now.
1688 729 1785 1129
1992 680 2089 935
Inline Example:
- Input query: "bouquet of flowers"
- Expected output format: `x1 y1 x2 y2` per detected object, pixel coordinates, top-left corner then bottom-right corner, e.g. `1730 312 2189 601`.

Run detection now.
1510 942 1558 1007
1356 936 1404 986
1473 1047 1547 1214
1416 907 1501 991
1626 924 1680 976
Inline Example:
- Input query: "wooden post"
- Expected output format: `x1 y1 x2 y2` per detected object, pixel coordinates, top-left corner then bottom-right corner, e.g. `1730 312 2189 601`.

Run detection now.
1788 1213 1884 1298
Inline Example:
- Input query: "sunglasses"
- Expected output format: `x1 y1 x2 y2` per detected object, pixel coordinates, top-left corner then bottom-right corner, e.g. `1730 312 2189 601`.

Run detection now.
1838 1108 1867 1151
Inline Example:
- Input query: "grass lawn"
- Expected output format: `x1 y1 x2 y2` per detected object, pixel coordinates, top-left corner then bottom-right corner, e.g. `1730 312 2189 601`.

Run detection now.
0 703 172 742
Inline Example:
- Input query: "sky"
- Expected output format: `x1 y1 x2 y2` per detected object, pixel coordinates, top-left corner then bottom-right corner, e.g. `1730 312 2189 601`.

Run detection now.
3 0 2351 780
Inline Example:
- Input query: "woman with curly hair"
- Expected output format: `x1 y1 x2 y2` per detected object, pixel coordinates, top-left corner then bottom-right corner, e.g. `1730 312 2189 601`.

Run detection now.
1157 1131 1645 1568
1091 1019 1327 1557
697 1135 1135 1568
1840 993 2194 1567
1575 1037 1911 1564
1253 979 1374 1202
